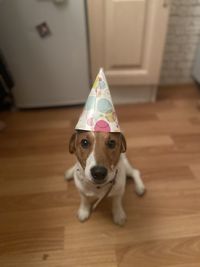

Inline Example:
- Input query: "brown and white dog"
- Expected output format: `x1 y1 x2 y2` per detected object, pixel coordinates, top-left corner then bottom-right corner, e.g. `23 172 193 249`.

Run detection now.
65 130 145 226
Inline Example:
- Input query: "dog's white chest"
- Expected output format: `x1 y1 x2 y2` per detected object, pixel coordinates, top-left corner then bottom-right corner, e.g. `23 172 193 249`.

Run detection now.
74 169 110 198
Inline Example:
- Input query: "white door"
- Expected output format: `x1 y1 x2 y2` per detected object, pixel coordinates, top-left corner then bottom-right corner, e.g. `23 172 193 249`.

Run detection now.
0 0 89 108
87 0 170 86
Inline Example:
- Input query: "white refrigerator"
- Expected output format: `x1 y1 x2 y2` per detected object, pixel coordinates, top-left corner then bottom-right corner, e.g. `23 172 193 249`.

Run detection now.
0 0 89 108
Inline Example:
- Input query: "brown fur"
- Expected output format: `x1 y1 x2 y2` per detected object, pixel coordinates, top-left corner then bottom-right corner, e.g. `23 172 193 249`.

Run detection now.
69 131 94 169
69 130 126 170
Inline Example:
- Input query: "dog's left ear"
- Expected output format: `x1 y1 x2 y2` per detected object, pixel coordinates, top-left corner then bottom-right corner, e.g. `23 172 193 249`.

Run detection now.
69 132 76 154
120 133 126 153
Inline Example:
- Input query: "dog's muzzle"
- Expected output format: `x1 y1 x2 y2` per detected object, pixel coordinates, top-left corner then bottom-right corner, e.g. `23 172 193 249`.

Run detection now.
90 165 108 184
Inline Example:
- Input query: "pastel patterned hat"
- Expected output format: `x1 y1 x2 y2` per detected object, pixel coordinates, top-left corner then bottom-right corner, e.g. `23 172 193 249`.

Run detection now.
75 68 120 132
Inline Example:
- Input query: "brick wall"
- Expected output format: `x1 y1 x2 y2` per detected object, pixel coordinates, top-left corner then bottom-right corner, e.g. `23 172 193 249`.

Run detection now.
160 0 200 85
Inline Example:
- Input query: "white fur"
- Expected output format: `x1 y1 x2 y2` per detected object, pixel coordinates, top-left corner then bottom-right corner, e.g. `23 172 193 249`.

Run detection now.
65 165 75 181
84 151 96 181
65 152 145 226
122 154 145 196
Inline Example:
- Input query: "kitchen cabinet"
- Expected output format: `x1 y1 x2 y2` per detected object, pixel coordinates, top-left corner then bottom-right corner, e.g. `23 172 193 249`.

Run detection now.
87 0 170 102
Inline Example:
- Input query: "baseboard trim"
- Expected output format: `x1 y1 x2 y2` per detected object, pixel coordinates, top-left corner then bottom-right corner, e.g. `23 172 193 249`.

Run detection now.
110 85 158 104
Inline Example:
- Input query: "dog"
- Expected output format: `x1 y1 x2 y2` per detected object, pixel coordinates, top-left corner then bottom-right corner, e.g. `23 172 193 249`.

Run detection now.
65 130 145 226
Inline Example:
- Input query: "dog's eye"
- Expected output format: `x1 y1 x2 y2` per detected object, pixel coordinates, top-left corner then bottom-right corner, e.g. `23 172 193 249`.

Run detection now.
107 140 116 149
81 139 90 149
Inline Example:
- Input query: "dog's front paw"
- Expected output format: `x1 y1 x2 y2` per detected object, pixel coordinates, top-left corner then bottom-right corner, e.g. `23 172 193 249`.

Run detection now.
113 210 127 226
77 207 90 222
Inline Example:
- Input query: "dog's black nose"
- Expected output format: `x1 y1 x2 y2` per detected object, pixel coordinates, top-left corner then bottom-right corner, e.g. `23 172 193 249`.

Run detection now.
90 166 108 183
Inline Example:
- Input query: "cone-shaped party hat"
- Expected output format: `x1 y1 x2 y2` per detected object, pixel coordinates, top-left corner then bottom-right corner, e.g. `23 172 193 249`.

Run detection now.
75 68 120 132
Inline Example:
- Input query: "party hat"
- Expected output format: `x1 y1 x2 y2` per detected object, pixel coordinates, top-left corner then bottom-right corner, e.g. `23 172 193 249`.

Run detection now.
75 68 120 132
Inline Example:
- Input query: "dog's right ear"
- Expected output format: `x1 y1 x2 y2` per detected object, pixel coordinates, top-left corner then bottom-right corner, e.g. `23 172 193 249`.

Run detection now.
69 132 76 154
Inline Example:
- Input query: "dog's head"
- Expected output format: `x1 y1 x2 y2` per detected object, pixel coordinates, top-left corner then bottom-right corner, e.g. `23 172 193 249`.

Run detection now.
69 130 126 185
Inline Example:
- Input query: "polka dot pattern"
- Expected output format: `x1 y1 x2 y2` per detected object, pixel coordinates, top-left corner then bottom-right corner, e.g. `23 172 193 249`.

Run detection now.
75 68 120 133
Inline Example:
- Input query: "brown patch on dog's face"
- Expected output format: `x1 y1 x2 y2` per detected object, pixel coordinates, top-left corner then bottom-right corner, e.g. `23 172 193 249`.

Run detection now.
69 131 94 169
94 132 126 171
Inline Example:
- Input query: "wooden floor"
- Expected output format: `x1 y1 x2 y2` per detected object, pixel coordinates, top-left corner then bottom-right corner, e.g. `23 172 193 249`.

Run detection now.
0 84 200 267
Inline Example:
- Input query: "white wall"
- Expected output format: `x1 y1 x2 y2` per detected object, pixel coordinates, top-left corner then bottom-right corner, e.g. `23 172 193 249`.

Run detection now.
160 0 200 85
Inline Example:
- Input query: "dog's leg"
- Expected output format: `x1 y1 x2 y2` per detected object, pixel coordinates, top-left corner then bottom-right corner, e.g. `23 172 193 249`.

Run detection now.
64 165 75 181
122 154 145 196
112 195 126 226
77 194 91 222
132 168 146 196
